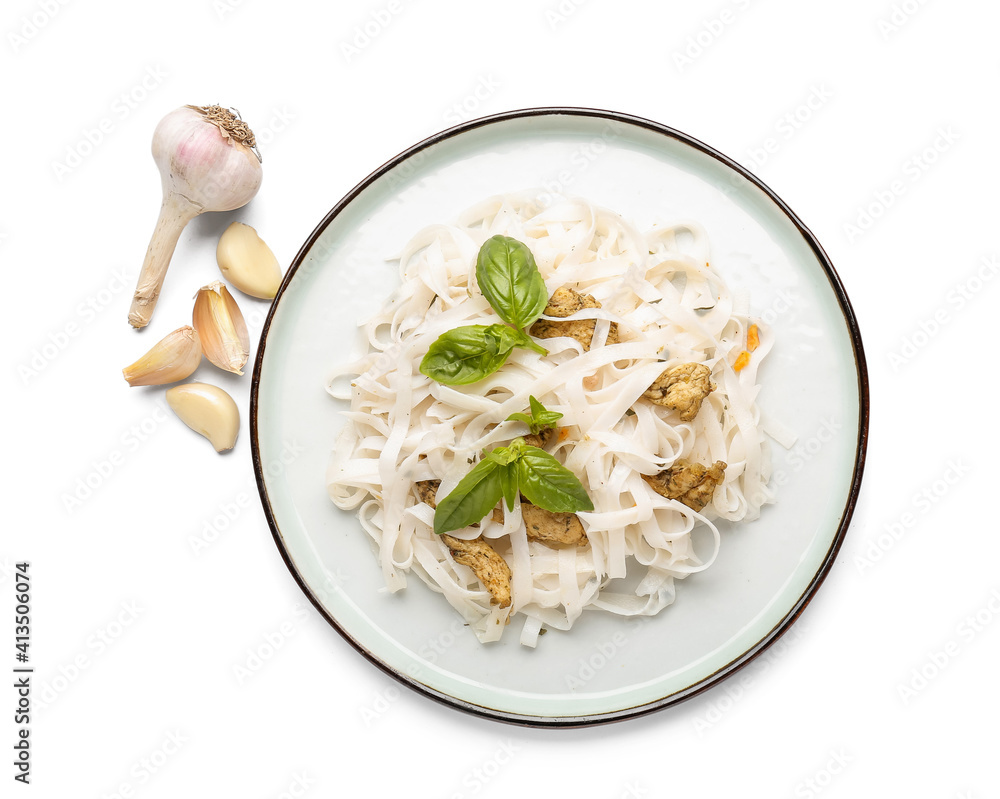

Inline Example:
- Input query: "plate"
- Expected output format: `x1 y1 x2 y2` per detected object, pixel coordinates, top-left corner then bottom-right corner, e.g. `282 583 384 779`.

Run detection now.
250 108 868 727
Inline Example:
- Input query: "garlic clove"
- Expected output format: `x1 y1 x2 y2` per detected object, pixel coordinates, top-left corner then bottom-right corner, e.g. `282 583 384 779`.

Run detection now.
192 281 250 374
165 382 240 452
216 222 283 299
123 326 202 386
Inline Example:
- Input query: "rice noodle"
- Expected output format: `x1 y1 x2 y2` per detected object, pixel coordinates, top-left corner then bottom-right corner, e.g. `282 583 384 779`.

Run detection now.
326 192 774 645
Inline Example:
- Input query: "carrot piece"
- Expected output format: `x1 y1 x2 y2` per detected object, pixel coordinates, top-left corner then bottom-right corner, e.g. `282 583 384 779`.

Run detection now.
733 351 751 372
747 324 760 352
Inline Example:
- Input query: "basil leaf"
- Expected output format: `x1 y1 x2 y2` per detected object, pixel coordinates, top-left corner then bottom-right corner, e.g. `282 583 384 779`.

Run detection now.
434 459 504 534
485 443 519 466
506 395 563 435
420 326 511 385
498 462 518 512
534 411 563 428
476 236 549 330
515 446 594 513
483 323 526 357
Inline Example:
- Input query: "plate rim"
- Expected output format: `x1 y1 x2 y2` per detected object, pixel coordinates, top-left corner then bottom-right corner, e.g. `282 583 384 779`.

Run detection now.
249 106 870 728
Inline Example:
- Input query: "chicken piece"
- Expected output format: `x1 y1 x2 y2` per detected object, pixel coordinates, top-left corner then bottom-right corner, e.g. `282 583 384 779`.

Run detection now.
529 287 619 351
643 362 715 422
440 534 512 608
544 286 599 318
414 479 440 508
521 502 588 547
642 459 727 512
522 425 557 450
416 479 503 524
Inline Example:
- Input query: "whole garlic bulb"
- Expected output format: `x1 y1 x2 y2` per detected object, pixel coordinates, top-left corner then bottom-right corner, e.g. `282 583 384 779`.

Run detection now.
129 105 263 329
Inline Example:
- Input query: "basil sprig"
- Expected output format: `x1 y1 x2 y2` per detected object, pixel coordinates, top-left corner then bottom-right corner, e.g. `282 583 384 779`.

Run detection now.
476 235 549 330
433 455 508 535
420 324 520 386
433 438 593 535
506 395 563 435
420 236 548 386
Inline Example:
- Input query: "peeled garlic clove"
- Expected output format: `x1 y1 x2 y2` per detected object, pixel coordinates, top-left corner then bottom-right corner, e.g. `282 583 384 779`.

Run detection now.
192 281 249 374
165 382 239 452
123 326 202 386
216 222 283 300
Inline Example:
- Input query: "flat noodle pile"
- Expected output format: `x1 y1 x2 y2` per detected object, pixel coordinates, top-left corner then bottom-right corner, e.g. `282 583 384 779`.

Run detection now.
326 193 774 646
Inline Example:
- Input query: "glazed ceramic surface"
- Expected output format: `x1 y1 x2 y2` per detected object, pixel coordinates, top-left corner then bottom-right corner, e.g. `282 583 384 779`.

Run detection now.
251 109 867 726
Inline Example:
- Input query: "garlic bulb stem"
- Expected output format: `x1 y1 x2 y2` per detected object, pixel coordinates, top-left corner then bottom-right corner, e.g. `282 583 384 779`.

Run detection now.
128 193 201 328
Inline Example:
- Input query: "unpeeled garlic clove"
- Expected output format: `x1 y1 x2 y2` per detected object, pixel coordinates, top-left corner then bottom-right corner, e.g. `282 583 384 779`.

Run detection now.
123 326 202 386
165 382 239 452
192 281 249 374
216 222 283 299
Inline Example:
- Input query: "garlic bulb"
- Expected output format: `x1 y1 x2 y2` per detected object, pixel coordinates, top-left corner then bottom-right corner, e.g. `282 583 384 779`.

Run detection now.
192 281 249 375
129 105 263 329
122 326 202 386
217 222 283 299
166 383 239 452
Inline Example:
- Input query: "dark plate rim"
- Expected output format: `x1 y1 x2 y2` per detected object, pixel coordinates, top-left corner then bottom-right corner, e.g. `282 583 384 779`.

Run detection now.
249 106 870 729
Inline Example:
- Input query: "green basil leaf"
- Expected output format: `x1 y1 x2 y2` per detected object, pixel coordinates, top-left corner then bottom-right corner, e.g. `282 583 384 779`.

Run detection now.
485 443 519 466
515 446 594 513
534 411 563 428
506 412 533 428
483 323 526 357
517 331 549 356
506 395 563 435
434 459 504 534
498 462 518 512
476 235 549 330
420 325 511 385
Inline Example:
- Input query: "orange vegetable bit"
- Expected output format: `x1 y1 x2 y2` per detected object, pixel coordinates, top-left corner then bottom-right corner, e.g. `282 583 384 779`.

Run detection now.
733 350 751 372
747 324 760 353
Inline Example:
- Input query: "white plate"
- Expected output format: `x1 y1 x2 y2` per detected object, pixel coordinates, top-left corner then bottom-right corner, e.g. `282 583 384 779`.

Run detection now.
251 108 868 726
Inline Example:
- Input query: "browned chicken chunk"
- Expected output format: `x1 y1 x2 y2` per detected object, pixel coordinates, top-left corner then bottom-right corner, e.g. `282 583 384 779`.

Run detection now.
521 502 588 547
522 425 557 450
642 459 726 512
543 286 598 318
643 363 715 421
440 534 512 608
529 287 619 351
414 479 440 508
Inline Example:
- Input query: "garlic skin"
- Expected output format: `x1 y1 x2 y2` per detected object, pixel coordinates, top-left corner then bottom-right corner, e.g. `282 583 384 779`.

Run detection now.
216 222 283 299
129 105 263 329
122 326 202 386
166 383 240 452
192 281 249 374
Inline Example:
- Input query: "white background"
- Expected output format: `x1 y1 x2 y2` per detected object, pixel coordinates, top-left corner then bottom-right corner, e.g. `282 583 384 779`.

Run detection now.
3 0 995 796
